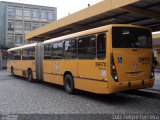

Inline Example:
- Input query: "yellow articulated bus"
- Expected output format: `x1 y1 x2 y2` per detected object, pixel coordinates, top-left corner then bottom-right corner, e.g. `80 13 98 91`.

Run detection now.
7 24 154 94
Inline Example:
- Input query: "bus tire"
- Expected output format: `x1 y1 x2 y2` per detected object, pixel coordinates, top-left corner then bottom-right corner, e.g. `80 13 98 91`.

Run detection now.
27 70 33 82
64 74 75 94
11 67 14 76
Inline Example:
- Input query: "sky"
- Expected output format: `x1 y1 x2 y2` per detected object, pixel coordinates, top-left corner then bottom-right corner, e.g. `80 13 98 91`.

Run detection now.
0 0 103 19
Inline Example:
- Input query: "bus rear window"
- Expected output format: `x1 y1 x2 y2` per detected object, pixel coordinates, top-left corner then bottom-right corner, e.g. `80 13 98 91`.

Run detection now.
112 27 152 48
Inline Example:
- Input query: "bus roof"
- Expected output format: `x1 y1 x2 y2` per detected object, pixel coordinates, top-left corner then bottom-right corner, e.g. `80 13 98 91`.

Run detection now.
8 43 37 52
43 25 110 45
44 24 150 45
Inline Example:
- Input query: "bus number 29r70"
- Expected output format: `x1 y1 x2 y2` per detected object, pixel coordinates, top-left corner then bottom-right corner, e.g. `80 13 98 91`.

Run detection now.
95 62 106 68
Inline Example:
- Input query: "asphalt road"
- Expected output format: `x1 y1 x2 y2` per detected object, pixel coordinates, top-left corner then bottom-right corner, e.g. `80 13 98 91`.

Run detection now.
0 70 160 115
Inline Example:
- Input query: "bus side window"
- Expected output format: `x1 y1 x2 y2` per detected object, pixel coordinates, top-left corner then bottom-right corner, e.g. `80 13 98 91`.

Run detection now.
97 33 106 59
28 48 35 60
53 42 63 59
78 35 96 59
44 44 53 59
64 39 77 59
22 49 29 60
13 50 21 60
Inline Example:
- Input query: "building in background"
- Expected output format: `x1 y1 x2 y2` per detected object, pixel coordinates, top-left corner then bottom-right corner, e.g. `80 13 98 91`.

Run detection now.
0 1 57 48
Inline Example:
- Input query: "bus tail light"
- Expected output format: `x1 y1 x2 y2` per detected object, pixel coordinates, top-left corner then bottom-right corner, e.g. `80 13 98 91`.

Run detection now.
150 53 154 78
110 54 118 82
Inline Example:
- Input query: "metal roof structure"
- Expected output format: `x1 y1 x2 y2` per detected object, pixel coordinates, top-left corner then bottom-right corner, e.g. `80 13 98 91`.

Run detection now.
25 0 160 41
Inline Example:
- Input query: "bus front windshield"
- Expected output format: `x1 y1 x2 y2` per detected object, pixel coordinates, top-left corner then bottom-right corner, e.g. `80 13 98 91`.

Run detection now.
112 27 152 48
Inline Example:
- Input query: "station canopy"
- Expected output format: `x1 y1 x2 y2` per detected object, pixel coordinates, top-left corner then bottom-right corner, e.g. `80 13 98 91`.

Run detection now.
25 0 160 41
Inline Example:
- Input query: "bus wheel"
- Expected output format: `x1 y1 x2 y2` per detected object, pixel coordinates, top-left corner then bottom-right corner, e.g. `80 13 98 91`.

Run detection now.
64 74 75 94
11 67 14 76
27 70 33 82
